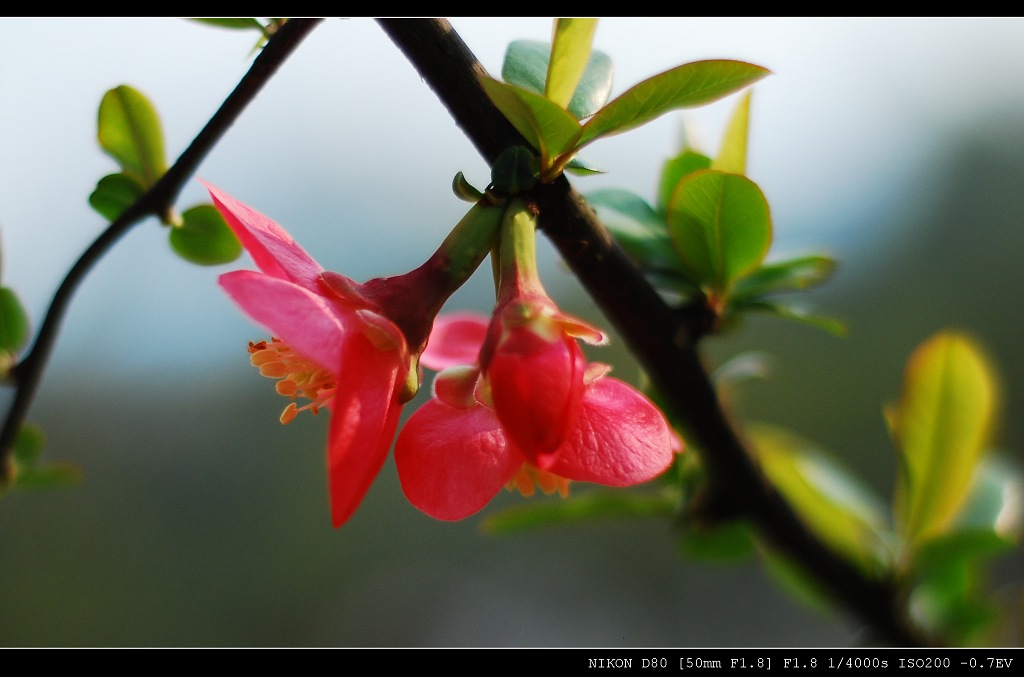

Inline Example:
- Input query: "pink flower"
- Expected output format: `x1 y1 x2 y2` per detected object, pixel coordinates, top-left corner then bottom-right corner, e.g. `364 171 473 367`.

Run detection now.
396 312 678 520
208 183 435 527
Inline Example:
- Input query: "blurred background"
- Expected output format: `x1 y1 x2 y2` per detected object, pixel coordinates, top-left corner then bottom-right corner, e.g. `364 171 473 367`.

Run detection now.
1 17 1022 646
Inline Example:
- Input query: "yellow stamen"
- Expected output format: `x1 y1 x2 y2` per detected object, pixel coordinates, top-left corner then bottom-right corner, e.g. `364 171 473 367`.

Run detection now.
505 464 570 499
248 338 337 424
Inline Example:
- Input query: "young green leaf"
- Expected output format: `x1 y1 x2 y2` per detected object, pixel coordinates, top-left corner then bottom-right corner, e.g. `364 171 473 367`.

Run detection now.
678 520 755 561
189 18 265 31
502 39 614 120
587 188 687 275
952 456 1022 537
97 85 167 188
502 40 550 96
751 423 892 571
731 255 837 301
734 299 846 336
563 156 606 176
578 60 770 147
889 330 999 550
169 205 243 266
482 490 675 534
713 90 752 175
11 423 45 467
479 77 582 169
546 18 599 110
0 286 30 354
567 50 613 120
657 149 711 214
88 172 146 221
666 169 772 295
13 463 83 490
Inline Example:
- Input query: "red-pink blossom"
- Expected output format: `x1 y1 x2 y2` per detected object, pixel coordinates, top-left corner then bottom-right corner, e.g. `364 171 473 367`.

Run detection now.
208 183 416 527
396 313 677 520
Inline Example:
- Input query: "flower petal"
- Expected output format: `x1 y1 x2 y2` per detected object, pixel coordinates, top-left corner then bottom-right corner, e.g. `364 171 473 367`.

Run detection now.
544 377 675 485
204 181 322 289
488 331 586 459
395 399 522 520
420 312 489 370
326 331 406 527
220 270 347 373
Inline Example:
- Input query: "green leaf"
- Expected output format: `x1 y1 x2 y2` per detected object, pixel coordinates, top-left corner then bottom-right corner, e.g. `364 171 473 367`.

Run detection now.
751 423 892 571
502 40 550 96
546 18 599 110
563 156 606 176
169 205 243 266
97 85 167 188
657 149 711 214
678 520 754 561
735 299 846 336
908 502 1014 646
666 170 772 295
579 60 770 147
0 286 30 354
586 188 688 275
713 90 752 175
479 77 582 168
953 456 1022 536
12 423 45 468
14 463 82 490
88 172 146 221
482 490 675 534
889 330 999 550
502 40 614 120
189 18 264 31
567 50 613 120
731 255 837 301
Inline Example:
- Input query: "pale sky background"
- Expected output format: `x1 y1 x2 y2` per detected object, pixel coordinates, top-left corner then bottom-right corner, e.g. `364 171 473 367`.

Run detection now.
3 18 1024 374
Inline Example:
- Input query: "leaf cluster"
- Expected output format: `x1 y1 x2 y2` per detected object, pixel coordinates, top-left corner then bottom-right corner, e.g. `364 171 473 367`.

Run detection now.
90 85 242 266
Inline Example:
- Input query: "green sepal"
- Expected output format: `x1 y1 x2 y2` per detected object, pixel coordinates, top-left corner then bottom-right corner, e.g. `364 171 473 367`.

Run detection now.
452 171 484 203
89 172 146 221
578 60 770 147
482 490 676 534
489 146 538 196
169 204 243 266
97 85 167 189
0 286 30 356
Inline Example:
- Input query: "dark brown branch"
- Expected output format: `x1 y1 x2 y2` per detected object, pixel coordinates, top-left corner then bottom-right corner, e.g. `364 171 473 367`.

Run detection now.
0 18 322 480
378 17 927 646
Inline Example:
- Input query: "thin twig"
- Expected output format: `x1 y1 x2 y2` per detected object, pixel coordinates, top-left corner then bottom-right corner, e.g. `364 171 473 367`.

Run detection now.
378 17 928 646
0 18 322 480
